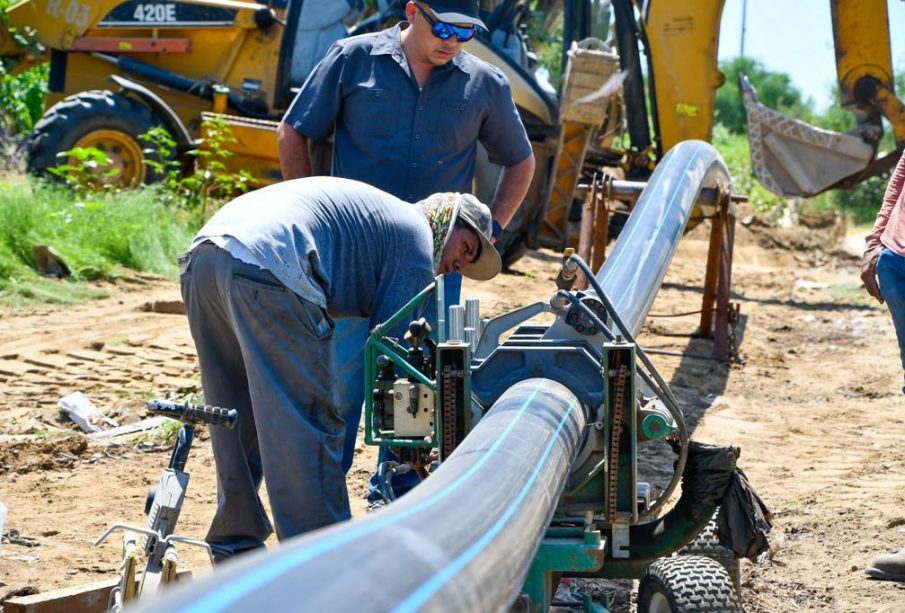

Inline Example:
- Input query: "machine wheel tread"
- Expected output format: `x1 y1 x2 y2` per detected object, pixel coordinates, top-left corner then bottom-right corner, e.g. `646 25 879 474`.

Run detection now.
638 555 742 612
26 89 165 184
678 509 741 594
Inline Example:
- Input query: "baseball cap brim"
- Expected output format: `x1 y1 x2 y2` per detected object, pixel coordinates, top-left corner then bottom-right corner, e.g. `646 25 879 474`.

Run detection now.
453 195 501 281
463 228 501 280
426 5 487 30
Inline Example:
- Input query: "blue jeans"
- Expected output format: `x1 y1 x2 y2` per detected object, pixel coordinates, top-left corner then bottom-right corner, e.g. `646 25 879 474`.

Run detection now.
878 249 905 395
333 274 462 500
182 244 348 560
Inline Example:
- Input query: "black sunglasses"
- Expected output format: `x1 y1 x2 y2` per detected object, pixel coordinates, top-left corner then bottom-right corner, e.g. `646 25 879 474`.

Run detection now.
414 3 477 43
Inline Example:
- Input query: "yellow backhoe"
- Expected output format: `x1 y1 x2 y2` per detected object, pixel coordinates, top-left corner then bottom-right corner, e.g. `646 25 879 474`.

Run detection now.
2 0 903 263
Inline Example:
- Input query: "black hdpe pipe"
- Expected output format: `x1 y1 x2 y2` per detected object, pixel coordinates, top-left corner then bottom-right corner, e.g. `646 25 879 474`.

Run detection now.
595 139 731 334
141 379 585 612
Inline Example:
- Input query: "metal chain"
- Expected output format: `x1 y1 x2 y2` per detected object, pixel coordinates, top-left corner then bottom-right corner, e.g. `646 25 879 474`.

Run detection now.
727 304 745 365
607 364 627 524
441 365 457 460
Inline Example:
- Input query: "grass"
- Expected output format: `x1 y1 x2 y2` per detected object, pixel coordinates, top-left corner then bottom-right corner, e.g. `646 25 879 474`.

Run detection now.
0 278 108 306
133 417 183 446
0 176 195 307
824 280 878 306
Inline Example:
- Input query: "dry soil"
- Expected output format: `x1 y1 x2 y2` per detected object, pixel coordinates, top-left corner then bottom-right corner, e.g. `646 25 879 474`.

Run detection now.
1 218 905 611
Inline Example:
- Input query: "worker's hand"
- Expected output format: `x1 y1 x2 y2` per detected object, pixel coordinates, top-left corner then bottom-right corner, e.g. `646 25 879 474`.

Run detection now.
861 248 884 303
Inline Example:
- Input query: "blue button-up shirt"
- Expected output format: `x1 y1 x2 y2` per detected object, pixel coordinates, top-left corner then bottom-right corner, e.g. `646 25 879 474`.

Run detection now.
283 23 532 203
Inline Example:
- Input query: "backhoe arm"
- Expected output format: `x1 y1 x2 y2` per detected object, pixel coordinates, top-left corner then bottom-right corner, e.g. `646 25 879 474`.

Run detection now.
832 0 905 145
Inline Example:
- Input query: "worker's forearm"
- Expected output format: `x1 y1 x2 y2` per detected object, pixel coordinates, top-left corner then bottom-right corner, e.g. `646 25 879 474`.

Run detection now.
277 121 313 180
489 153 536 227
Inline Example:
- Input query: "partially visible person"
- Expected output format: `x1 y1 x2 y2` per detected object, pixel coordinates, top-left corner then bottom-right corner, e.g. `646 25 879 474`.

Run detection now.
862 151 905 581
179 177 500 560
276 0 535 495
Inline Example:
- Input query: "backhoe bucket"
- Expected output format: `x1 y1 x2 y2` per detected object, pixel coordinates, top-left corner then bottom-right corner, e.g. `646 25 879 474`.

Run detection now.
740 74 873 198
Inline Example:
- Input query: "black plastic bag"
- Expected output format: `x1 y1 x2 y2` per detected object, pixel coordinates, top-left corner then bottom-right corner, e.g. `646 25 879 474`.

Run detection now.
717 467 773 561
676 441 773 560
676 440 739 520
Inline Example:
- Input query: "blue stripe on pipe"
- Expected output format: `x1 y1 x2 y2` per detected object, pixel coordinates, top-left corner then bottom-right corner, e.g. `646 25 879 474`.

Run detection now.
393 396 579 612
608 151 705 315
180 381 550 613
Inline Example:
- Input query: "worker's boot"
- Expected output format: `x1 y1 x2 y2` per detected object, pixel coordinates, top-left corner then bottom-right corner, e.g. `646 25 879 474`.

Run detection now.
866 549 905 581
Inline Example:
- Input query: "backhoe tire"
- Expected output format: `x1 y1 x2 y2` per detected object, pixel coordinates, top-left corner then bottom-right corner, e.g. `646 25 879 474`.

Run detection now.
678 509 741 596
26 90 165 186
638 556 742 613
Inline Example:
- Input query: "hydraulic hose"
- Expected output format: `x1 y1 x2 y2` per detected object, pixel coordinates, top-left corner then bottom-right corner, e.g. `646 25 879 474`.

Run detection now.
92 53 278 120
554 286 687 521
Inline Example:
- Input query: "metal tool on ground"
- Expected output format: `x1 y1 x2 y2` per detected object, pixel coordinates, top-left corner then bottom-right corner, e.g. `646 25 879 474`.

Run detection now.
94 398 237 611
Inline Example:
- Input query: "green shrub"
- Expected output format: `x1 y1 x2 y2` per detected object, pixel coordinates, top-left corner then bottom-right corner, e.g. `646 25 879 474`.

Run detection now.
0 62 47 133
0 179 194 287
525 4 565 90
1 3 49 133
807 171 890 225
47 147 121 195
142 115 254 223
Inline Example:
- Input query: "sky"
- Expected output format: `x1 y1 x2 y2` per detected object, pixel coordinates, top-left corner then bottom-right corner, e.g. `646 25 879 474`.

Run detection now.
717 0 905 112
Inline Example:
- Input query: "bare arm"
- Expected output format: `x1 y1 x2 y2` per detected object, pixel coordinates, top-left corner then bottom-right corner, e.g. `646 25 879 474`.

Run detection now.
489 152 536 228
277 121 313 180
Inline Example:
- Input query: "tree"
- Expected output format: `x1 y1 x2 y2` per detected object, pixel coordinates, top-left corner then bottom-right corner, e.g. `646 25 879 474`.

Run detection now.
715 57 813 134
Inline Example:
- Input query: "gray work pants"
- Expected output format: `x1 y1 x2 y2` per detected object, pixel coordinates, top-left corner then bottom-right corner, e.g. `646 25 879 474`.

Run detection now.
180 242 349 560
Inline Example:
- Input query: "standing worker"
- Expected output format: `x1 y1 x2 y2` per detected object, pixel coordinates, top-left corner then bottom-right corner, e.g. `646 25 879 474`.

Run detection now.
180 177 501 560
862 152 905 581
276 0 535 491
277 0 534 220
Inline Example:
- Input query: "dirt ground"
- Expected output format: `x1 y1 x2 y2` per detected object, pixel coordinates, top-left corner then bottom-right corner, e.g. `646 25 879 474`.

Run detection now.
2 215 905 612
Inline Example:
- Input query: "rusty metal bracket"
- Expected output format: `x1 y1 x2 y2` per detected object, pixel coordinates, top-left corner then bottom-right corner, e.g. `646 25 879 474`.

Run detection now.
699 187 742 362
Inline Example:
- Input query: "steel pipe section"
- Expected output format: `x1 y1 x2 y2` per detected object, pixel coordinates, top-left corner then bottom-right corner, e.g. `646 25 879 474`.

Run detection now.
595 140 730 336
143 379 585 612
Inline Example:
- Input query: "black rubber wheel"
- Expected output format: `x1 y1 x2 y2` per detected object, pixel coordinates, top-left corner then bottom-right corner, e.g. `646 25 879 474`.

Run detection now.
26 90 166 186
638 556 742 613
678 509 741 595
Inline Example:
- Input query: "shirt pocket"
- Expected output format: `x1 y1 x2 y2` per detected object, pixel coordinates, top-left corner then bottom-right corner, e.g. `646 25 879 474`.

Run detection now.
437 98 482 151
344 88 399 139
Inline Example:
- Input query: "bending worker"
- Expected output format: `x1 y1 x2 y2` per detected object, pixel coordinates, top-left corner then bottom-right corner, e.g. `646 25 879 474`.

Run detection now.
179 177 501 560
862 151 905 581
276 0 535 494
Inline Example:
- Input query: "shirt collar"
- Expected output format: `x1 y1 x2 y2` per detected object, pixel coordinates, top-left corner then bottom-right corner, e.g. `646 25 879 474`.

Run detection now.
371 22 405 63
371 22 471 75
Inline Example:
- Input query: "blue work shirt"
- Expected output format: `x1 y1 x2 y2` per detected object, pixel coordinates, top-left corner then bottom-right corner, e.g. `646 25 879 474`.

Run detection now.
283 23 533 203
191 177 435 330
